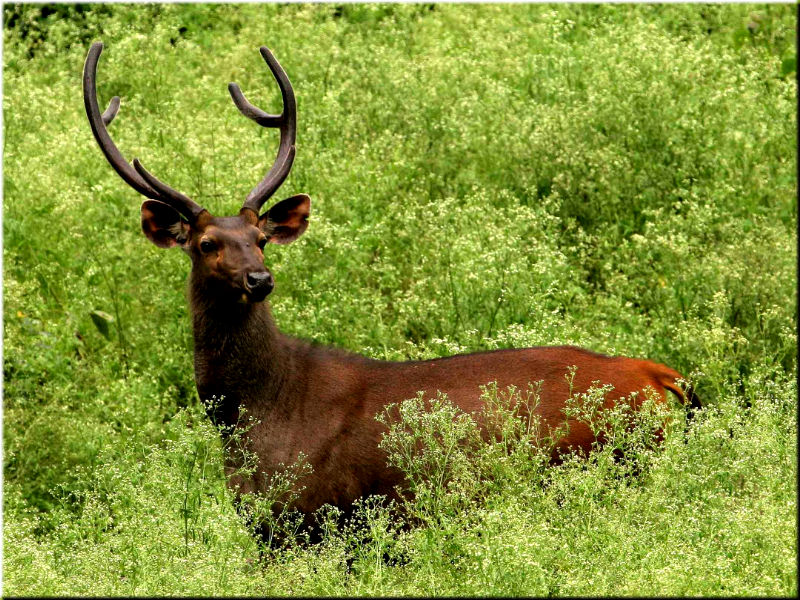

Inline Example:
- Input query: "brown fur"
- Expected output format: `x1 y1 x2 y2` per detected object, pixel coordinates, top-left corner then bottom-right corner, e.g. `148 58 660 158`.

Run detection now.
134 203 697 518
188 273 693 516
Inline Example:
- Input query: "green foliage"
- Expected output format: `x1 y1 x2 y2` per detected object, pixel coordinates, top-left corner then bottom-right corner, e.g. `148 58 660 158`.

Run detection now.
378 384 558 525
3 4 796 596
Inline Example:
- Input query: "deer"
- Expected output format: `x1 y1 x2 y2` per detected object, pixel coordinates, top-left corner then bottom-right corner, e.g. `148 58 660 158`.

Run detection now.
84 42 699 526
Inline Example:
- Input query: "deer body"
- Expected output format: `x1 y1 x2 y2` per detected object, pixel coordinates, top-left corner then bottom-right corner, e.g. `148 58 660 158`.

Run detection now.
84 42 696 520
191 287 687 515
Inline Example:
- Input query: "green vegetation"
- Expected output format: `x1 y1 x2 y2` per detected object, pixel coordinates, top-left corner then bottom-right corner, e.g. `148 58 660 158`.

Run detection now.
3 4 796 596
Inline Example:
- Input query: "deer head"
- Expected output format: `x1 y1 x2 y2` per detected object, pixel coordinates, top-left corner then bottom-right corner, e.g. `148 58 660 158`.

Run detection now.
83 42 310 304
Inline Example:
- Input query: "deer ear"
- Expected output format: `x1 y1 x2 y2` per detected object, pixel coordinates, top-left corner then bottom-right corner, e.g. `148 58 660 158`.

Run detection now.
141 200 189 248
259 194 311 245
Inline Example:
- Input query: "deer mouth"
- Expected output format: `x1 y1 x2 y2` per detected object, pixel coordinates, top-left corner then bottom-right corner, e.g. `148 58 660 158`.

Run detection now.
245 288 271 303
239 283 271 303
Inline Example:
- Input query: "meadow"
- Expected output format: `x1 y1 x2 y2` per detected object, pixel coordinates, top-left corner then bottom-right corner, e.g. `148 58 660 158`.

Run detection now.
3 4 797 596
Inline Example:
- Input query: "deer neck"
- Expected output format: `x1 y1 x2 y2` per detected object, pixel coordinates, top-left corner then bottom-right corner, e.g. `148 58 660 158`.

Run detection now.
189 280 292 425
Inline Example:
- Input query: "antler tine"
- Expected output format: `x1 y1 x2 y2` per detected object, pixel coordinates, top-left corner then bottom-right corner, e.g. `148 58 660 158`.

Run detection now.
83 42 206 222
84 43 156 198
228 83 282 127
102 96 120 126
229 46 297 215
133 159 208 220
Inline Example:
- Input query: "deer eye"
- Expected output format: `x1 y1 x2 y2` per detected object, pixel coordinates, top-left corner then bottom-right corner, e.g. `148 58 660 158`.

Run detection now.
257 237 267 250
200 240 216 253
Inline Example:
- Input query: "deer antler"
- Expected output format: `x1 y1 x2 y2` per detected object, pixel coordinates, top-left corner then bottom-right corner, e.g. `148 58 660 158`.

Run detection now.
229 47 297 216
83 42 207 222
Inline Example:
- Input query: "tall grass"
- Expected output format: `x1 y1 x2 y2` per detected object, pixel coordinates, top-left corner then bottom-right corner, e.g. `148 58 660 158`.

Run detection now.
3 4 796 596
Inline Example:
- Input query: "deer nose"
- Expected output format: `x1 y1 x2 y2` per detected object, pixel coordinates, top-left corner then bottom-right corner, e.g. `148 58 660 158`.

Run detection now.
245 271 274 298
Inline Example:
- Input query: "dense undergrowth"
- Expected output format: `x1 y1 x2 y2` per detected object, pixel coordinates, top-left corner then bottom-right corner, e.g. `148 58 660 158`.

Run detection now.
3 4 797 596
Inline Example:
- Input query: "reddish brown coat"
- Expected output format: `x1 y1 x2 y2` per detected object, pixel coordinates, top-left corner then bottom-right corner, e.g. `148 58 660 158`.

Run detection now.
192 299 692 515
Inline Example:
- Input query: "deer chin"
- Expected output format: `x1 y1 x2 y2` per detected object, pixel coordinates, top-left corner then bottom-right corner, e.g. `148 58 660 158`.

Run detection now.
241 289 270 304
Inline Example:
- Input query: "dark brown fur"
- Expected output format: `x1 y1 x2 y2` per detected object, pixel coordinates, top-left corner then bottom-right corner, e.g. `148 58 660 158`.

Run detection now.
188 263 693 516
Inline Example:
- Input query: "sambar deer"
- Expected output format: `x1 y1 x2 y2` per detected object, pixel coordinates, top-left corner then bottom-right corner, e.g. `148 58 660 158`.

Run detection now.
84 42 698 520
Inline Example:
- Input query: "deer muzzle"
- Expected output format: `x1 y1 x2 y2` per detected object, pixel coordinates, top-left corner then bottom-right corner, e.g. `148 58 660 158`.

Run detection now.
245 271 274 301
